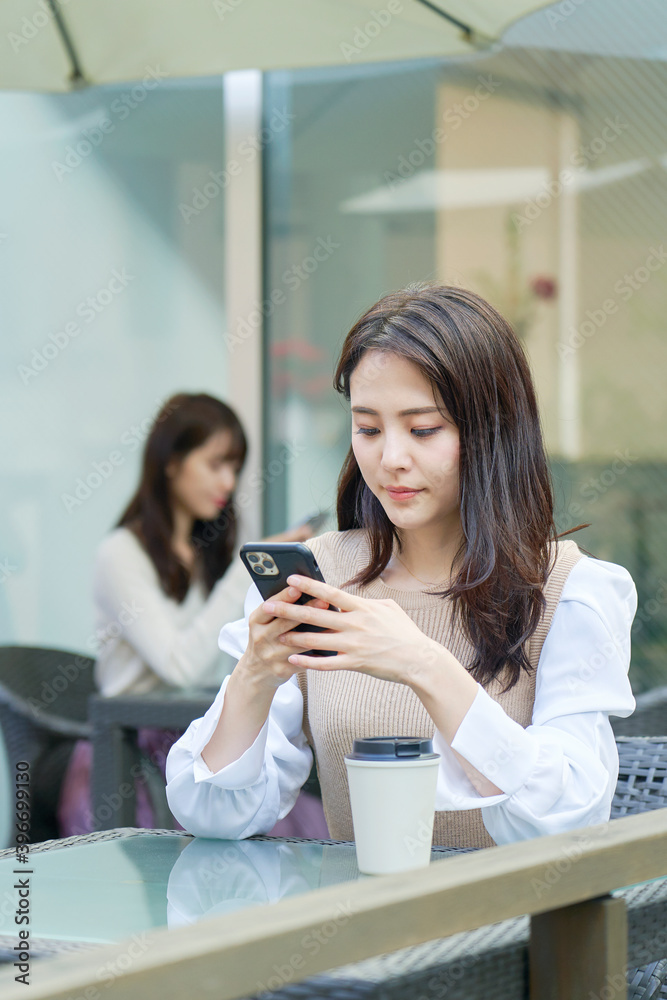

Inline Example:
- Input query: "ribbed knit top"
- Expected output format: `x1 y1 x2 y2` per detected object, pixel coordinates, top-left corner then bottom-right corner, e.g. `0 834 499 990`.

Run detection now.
298 529 583 848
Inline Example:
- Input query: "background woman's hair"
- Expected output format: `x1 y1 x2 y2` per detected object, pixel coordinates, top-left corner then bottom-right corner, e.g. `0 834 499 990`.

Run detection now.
117 393 247 602
334 284 576 690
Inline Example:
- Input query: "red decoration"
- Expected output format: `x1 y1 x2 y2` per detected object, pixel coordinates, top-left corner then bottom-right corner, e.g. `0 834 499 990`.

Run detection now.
530 276 558 301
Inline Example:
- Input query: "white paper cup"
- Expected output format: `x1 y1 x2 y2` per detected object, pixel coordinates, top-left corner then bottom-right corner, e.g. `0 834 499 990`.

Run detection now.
344 737 440 876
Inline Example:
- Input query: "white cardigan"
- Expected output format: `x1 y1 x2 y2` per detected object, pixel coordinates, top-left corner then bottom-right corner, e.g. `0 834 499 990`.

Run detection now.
92 527 251 696
165 554 637 844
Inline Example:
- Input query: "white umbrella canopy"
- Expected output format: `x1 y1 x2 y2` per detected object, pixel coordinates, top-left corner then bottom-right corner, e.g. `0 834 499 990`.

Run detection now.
0 0 552 93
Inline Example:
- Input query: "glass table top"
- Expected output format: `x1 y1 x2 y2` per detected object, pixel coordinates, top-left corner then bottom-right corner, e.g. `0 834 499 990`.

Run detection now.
0 835 372 945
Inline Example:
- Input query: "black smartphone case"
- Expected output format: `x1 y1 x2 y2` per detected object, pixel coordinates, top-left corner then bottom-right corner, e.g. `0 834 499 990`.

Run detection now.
239 542 338 657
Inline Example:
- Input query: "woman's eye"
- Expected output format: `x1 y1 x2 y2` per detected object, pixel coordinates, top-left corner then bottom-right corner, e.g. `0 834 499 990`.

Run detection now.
355 427 441 437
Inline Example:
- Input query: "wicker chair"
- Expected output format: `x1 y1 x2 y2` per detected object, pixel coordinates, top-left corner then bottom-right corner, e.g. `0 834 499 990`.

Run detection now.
0 645 181 839
611 737 667 1000
0 645 96 843
0 724 11 849
612 736 667 818
0 645 95 740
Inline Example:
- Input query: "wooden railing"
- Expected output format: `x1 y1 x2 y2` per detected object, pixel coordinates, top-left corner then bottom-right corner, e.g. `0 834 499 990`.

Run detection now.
2 810 667 1000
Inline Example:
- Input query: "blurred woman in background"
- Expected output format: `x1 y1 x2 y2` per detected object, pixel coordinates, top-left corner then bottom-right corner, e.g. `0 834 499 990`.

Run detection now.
58 392 326 837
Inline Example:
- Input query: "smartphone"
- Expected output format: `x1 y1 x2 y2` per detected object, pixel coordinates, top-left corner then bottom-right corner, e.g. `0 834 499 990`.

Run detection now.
240 542 338 657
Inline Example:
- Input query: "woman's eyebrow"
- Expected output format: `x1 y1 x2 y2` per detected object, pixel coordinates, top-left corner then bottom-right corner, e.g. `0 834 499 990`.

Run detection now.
351 406 442 416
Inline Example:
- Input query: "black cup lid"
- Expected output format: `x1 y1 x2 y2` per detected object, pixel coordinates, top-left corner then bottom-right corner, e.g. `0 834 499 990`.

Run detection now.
345 736 438 761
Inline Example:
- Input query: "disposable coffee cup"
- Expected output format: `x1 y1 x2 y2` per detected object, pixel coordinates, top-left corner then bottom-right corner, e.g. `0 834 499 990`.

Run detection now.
344 737 440 876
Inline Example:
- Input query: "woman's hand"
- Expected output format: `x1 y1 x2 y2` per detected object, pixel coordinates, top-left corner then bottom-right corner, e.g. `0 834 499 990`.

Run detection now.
237 583 330 694
263 575 446 686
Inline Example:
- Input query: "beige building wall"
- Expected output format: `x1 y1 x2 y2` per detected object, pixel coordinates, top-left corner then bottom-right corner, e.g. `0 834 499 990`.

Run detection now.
434 79 667 460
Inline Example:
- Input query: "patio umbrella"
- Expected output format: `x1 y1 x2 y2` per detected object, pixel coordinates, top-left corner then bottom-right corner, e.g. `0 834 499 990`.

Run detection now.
0 0 552 93
339 160 666 214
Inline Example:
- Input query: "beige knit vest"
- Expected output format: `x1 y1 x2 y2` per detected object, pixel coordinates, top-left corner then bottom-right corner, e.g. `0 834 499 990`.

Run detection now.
297 529 583 849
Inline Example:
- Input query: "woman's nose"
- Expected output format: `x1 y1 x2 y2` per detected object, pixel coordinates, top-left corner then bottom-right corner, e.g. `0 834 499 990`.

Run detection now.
380 434 411 470
220 465 237 492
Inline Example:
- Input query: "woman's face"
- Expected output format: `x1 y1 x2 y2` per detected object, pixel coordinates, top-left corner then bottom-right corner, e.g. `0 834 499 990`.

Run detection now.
350 350 461 534
167 429 242 522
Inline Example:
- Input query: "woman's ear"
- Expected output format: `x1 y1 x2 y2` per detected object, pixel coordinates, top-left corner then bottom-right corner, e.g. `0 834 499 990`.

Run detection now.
165 457 179 480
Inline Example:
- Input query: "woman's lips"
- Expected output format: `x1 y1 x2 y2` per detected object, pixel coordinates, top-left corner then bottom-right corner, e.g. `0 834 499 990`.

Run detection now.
385 488 423 501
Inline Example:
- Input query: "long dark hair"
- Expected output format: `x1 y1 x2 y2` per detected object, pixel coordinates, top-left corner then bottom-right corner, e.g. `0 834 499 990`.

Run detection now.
335 284 574 690
117 393 247 602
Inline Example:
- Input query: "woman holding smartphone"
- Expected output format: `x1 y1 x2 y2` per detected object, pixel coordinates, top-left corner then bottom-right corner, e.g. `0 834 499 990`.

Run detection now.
58 392 321 837
165 289 636 848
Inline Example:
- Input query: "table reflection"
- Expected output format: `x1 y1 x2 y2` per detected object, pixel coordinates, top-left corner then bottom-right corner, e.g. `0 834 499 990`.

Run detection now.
166 838 362 928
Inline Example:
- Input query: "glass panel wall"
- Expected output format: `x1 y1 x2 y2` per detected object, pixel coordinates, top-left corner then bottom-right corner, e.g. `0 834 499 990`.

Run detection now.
263 0 667 691
262 62 441 534
0 78 228 654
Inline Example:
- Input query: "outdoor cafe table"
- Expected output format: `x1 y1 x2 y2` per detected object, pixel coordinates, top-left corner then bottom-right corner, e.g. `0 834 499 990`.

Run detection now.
88 687 218 830
1 828 666 999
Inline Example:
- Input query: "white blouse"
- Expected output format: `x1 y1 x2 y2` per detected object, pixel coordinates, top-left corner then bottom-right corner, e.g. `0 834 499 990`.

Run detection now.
93 527 251 696
165 555 637 845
